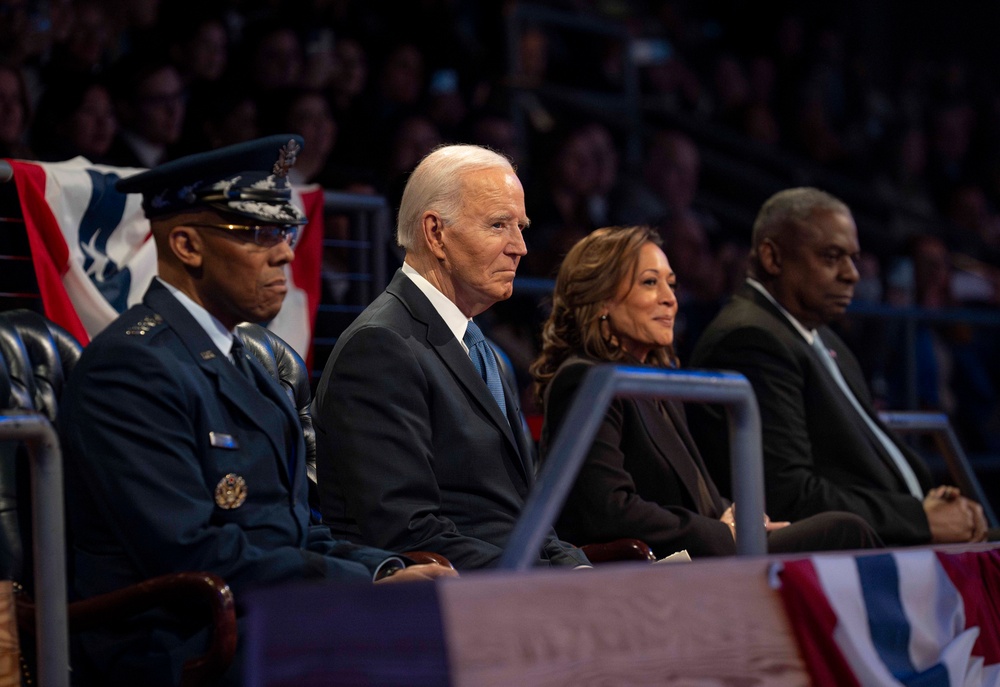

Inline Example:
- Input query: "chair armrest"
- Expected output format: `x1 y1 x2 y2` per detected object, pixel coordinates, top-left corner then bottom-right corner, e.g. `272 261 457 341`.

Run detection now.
17 571 236 685
405 551 456 570
581 538 657 563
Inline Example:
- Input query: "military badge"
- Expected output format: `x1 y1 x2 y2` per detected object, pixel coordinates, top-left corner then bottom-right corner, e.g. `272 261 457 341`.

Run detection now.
215 473 247 509
272 138 300 178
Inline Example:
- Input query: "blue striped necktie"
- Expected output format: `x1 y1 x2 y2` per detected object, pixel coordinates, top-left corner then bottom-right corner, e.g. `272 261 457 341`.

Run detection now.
463 321 507 414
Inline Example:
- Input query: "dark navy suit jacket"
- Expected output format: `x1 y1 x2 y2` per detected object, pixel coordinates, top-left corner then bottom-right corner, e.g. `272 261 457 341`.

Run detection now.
313 270 589 570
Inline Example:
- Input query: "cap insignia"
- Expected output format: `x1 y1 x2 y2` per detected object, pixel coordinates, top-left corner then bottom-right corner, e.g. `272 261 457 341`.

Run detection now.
125 314 163 336
178 184 198 204
273 139 300 178
215 473 247 509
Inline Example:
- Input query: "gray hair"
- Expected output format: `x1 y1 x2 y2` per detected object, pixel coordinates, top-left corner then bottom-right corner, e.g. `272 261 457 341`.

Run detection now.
395 144 514 251
749 187 851 275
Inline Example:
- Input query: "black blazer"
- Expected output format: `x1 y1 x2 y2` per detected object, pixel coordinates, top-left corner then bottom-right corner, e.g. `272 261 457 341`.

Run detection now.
313 270 588 570
688 283 934 545
542 357 736 557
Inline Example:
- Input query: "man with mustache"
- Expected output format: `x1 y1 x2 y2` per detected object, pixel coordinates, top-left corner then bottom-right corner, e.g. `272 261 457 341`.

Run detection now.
690 187 989 546
61 135 454 686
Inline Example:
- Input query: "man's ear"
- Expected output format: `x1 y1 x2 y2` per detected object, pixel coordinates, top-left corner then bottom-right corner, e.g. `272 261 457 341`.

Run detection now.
421 211 447 261
168 226 204 268
758 238 782 277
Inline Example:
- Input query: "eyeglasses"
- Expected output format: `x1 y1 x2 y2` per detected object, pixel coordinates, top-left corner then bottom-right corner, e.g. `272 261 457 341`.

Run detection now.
188 223 299 247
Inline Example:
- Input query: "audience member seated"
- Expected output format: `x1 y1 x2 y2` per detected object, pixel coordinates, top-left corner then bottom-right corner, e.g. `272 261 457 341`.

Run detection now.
531 225 882 558
237 19 305 97
312 144 590 571
175 78 259 157
661 210 727 361
688 187 991 546
522 122 604 277
30 75 117 163
0 64 33 160
886 233 1000 453
257 87 337 186
60 135 455 687
104 53 187 168
382 113 442 212
609 129 720 241
38 0 116 87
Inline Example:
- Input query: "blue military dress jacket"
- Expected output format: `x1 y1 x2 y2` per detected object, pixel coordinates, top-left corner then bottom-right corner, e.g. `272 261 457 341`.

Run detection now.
61 280 395 685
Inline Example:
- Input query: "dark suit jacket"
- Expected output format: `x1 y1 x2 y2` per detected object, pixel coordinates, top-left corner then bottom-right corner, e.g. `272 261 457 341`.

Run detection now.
61 281 395 686
542 357 736 557
313 270 589 570
688 283 934 545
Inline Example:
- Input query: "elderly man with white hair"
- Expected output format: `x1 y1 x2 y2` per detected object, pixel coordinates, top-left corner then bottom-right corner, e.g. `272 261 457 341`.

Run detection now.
313 144 590 570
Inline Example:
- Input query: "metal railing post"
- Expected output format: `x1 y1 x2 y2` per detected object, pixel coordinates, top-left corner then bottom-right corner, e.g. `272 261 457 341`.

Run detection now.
880 410 998 527
498 365 766 570
0 412 68 687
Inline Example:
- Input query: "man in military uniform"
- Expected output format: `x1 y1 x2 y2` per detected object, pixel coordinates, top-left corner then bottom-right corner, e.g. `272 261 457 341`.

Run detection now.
60 135 454 686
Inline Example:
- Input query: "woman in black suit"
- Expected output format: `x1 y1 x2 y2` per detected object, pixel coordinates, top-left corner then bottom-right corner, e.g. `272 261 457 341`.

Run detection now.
531 226 882 558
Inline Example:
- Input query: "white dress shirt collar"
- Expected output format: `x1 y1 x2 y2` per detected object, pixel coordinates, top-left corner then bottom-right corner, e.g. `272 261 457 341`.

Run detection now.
401 262 473 352
745 277 816 344
157 277 236 357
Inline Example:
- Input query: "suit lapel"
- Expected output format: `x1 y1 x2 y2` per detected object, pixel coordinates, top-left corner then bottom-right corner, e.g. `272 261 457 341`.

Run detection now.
820 326 930 490
635 397 722 516
387 272 528 479
143 283 296 486
660 398 727 511
740 285 926 491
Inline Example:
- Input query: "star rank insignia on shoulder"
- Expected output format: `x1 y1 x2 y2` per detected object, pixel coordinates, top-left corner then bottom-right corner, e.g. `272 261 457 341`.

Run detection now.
125 314 164 336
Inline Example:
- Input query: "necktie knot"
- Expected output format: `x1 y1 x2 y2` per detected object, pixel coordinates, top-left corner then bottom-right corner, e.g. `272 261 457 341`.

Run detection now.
463 321 507 415
463 320 486 347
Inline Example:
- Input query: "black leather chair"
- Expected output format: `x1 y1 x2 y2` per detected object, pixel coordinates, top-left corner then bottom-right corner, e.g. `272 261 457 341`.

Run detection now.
236 322 319 514
0 309 236 687
235 323 456 569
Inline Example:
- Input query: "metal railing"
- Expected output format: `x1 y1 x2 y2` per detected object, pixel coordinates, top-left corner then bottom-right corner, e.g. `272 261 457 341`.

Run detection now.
848 301 1000 410
0 412 68 687
880 410 999 527
498 364 766 570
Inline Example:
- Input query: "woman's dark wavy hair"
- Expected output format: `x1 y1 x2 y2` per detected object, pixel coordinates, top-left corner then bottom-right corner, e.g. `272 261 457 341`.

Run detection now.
530 225 676 403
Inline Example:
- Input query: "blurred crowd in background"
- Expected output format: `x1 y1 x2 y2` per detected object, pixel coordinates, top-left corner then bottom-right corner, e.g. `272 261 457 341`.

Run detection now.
1 0 999 450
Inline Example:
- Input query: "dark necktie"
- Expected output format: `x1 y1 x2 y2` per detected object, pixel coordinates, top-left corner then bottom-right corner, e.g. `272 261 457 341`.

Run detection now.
230 337 256 384
463 321 507 414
